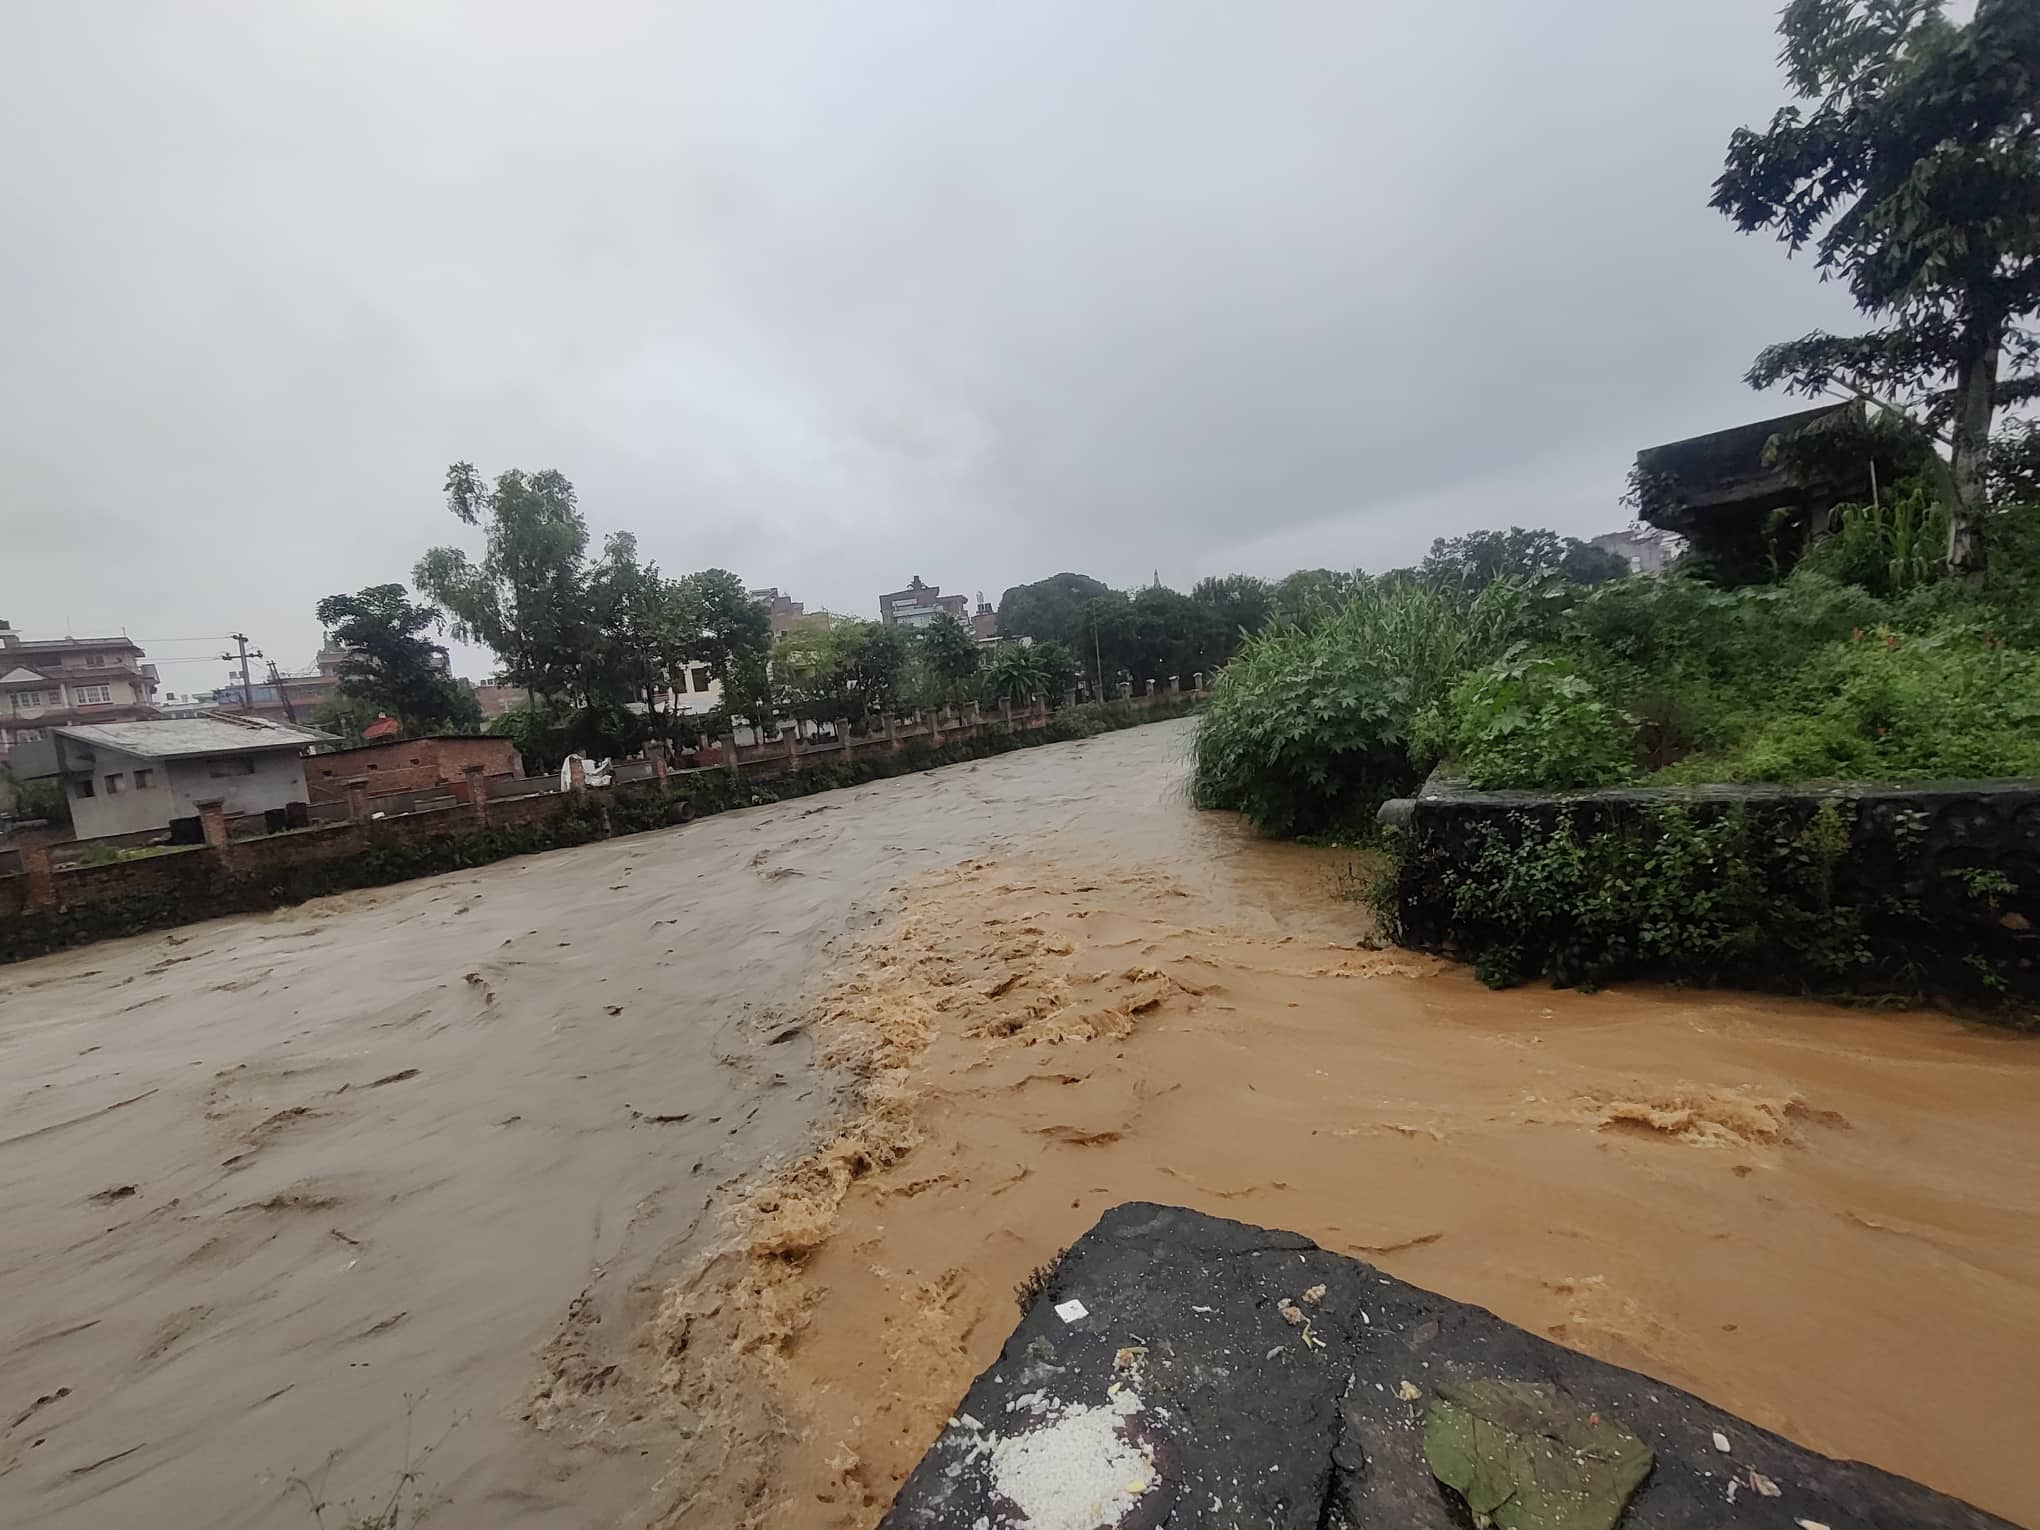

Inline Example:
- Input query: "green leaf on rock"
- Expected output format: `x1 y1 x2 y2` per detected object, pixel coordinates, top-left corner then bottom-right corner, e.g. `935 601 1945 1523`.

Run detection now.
1421 1380 1654 1530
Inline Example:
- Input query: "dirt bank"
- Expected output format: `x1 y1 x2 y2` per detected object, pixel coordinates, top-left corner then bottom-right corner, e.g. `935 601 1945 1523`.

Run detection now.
661 848 2040 1528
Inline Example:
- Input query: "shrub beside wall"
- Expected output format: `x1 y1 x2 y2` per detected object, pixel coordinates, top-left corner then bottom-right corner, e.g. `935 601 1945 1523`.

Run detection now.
1379 780 2040 1018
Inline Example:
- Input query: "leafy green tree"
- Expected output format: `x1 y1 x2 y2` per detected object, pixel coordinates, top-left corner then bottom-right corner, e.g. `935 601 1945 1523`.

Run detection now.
1032 641 1079 700
996 573 1113 648
4 768 70 829
415 464 592 702
1712 0 2040 566
314 583 482 733
680 568 772 681
585 531 710 726
775 619 908 724
909 614 981 706
310 692 384 747
1071 593 1137 694
720 648 780 738
979 643 1051 704
1131 585 1230 681
1274 568 1358 625
1191 574 1275 637
1418 528 1630 600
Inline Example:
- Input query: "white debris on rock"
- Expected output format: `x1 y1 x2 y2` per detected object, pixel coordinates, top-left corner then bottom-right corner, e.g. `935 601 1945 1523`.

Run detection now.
1712 1431 1732 1453
986 1387 1155 1530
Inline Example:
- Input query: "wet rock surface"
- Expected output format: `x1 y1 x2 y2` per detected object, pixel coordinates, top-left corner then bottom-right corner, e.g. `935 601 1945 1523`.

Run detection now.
882 1203 2013 1530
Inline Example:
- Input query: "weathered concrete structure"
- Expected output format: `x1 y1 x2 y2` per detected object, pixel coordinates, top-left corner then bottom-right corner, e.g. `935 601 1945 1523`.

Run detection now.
882 1203 2011 1529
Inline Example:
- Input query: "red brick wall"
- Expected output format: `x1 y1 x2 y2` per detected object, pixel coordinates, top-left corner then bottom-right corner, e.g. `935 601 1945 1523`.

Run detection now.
305 737 522 805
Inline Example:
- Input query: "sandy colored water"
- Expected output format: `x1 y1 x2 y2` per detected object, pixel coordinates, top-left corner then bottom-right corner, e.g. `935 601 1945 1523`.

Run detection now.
647 732 2040 1529
5 719 2039 1528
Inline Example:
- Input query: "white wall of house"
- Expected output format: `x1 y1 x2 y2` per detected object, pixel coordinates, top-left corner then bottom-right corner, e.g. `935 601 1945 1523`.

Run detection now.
663 663 724 717
69 748 311 838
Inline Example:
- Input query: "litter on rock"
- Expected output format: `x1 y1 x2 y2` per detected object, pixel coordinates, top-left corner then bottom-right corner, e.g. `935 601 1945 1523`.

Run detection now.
1053 1299 1089 1324
1712 1431 1732 1453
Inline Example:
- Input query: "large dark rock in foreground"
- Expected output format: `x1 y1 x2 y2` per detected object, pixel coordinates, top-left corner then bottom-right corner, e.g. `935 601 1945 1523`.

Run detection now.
880 1203 2011 1530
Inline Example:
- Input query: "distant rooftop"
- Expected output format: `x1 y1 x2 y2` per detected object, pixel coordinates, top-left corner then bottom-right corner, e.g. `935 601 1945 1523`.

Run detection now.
53 714 333 760
0 624 143 653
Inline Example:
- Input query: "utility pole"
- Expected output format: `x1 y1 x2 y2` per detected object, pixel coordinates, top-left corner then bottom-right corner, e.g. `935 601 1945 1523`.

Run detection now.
220 633 262 712
265 658 298 725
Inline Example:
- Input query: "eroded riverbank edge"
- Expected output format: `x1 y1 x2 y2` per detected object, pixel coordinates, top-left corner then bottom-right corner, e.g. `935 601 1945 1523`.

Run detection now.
650 846 2040 1529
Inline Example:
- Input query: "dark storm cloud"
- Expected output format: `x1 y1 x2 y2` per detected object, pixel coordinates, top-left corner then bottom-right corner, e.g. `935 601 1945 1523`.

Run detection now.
1 0 1861 682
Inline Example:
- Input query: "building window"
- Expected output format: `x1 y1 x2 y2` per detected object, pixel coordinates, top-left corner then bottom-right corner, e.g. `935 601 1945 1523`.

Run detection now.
134 768 154 788
691 666 712 693
73 777 95 798
209 756 257 777
75 684 112 705
11 691 39 709
104 773 124 794
87 655 106 666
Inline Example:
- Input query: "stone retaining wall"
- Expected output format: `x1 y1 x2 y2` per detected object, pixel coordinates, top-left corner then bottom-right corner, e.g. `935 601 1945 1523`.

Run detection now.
1378 775 2040 1008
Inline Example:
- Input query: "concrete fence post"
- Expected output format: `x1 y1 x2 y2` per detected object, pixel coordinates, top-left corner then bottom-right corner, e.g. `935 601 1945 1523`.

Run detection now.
1000 696 1014 730
722 735 740 774
838 719 855 761
15 821 57 911
646 740 669 793
927 707 942 746
1171 674 1182 694
567 756 587 792
196 798 232 871
784 725 801 771
463 764 489 827
886 713 903 754
1192 672 1204 693
346 777 370 822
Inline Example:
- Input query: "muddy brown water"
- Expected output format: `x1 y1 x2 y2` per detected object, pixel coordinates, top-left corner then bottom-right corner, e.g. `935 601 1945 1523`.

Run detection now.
3 719 2037 1529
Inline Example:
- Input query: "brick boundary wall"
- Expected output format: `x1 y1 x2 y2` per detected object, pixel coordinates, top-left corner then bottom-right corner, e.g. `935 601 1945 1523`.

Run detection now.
0 692 1201 963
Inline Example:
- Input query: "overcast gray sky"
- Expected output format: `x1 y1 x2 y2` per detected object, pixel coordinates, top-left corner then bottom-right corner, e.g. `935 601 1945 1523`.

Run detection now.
2 0 1863 691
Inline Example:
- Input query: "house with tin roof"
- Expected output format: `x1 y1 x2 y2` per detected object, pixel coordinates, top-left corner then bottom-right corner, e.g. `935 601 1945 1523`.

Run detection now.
33 714 333 839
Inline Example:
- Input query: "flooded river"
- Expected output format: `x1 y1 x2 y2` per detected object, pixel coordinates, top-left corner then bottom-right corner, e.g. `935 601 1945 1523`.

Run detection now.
3 719 2037 1528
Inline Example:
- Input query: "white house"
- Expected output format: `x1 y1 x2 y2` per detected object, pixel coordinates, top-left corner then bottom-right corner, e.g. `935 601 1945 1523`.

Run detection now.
45 715 332 839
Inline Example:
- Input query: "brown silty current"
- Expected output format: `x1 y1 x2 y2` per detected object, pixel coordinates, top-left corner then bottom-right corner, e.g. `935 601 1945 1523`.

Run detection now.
3 719 2038 1529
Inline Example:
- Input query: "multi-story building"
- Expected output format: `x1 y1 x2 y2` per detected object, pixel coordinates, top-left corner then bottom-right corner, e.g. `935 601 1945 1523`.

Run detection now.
879 576 970 629
1589 528 1673 575
0 621 161 769
749 587 815 638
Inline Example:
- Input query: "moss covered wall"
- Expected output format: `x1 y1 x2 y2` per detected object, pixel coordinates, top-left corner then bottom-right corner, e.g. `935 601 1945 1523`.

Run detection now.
1380 777 2040 1015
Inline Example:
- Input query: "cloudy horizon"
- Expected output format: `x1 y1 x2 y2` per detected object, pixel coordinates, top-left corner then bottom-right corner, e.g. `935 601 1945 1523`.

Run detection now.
4 1 1865 690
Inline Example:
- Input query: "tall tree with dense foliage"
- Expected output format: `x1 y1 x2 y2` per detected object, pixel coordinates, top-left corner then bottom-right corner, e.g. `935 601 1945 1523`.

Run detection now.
680 568 772 681
314 583 481 733
910 613 982 706
585 531 687 721
415 464 592 701
1418 528 1630 599
996 572 1113 648
1273 568 1358 625
1191 574 1275 637
775 619 910 723
1712 0 2040 566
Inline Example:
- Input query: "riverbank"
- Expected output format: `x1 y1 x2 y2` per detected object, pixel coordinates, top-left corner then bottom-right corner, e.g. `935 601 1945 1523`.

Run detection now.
0 695 1197 964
